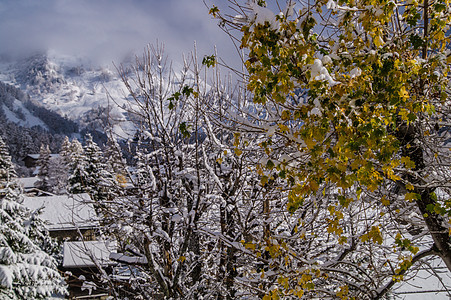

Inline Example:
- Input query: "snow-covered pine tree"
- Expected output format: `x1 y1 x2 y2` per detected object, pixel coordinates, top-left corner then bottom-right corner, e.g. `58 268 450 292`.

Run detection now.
59 136 71 167
104 134 127 188
82 134 116 207
0 136 66 299
68 139 87 195
35 144 51 193
48 136 72 195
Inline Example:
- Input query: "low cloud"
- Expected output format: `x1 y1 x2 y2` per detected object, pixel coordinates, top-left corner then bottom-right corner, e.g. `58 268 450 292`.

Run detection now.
0 0 239 68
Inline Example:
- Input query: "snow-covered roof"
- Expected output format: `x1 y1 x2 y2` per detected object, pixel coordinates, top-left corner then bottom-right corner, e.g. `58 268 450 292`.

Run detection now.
62 241 116 268
22 193 98 230
17 177 39 189
393 257 451 299
25 154 60 160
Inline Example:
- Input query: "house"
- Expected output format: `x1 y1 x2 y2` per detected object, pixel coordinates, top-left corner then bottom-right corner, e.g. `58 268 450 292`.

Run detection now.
23 153 60 168
22 193 118 299
17 177 40 193
61 240 117 299
22 193 98 241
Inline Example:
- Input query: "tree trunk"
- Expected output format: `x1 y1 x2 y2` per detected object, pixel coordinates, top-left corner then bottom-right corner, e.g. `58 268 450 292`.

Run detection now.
396 123 451 271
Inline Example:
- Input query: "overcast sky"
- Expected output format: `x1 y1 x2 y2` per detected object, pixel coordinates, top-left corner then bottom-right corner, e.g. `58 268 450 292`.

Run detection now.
0 0 240 68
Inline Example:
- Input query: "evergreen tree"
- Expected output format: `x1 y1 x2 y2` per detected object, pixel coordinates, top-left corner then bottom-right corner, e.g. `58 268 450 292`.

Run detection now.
104 135 127 188
0 137 66 299
68 135 116 211
68 139 87 195
35 144 51 192
83 134 116 205
59 136 71 167
50 136 72 195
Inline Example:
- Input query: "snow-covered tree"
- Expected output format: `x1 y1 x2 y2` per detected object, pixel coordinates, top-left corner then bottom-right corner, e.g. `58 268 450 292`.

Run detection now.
0 136 66 299
68 135 116 212
46 136 71 195
82 134 116 207
68 139 87 195
104 134 127 188
35 144 51 192
59 136 71 167
208 0 451 298
95 44 295 299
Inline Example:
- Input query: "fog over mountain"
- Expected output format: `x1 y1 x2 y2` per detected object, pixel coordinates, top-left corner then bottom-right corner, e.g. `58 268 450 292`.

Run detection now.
0 0 238 67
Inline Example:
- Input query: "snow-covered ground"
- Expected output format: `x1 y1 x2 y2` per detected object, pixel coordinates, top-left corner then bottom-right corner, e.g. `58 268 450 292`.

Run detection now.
2 99 49 129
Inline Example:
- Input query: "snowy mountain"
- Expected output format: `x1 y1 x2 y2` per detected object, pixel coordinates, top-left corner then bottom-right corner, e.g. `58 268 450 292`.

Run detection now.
0 81 79 135
0 51 132 137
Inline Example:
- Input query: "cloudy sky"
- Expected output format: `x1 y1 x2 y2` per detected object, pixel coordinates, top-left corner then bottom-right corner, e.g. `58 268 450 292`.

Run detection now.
0 0 240 67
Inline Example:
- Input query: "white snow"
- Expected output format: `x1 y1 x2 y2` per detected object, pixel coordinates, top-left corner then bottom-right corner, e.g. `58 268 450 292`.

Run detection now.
393 257 451 299
349 67 362 78
109 252 148 265
62 241 116 268
17 177 39 190
0 53 136 138
2 99 49 129
327 0 338 10
249 2 279 30
322 55 333 65
22 193 98 230
310 59 338 86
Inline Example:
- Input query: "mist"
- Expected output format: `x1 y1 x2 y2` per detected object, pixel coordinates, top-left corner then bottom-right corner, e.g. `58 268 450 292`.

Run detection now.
0 0 239 68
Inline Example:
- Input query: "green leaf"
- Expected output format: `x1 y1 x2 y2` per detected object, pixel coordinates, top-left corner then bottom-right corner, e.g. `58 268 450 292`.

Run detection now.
182 86 194 97
179 122 191 138
202 55 216 68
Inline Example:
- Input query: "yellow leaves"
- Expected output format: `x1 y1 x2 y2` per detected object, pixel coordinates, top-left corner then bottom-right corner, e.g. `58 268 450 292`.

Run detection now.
178 256 186 262
234 148 243 156
116 173 127 187
338 195 353 208
265 243 281 258
304 137 316 150
277 276 289 289
208 5 220 17
400 156 415 169
338 236 348 245
350 158 364 170
297 272 315 291
278 123 290 133
281 110 291 120
233 132 240 147
327 205 344 236
360 225 383 244
373 34 385 47
233 132 243 156
405 192 420 202
244 242 256 250
399 109 410 121
399 86 409 100
295 289 304 298
337 285 350 299
383 164 401 181
381 195 390 206
396 256 413 274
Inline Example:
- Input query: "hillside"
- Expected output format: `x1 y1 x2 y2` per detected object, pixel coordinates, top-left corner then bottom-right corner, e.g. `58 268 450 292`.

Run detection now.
0 52 134 138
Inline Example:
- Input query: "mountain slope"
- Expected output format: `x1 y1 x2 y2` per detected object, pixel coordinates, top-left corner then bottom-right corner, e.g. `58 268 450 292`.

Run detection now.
0 52 132 137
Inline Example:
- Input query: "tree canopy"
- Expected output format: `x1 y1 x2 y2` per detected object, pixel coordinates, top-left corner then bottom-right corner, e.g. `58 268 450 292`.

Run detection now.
208 0 451 298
